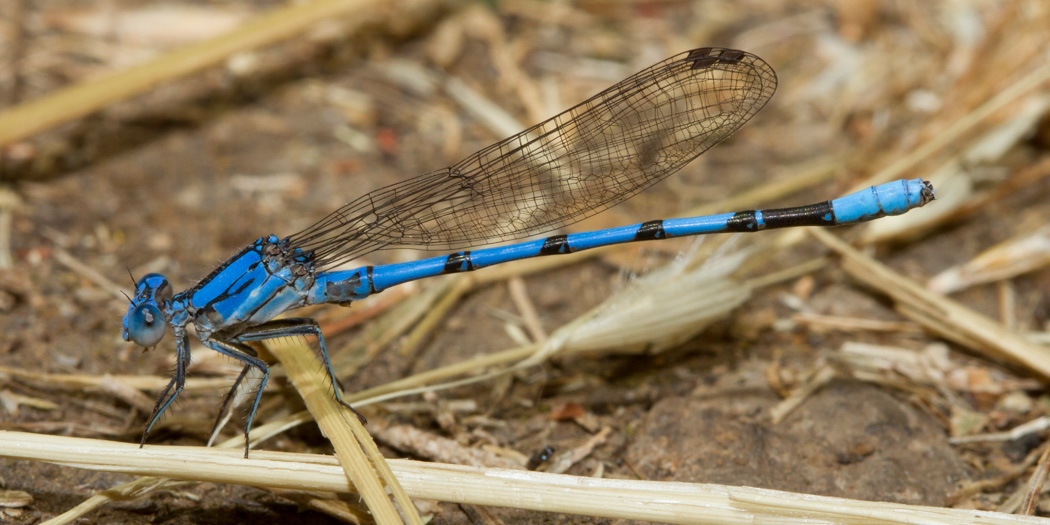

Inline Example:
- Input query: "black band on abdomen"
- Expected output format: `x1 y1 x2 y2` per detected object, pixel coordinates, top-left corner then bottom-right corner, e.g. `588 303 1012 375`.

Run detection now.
634 220 666 241
760 202 836 229
443 252 474 274
538 235 570 255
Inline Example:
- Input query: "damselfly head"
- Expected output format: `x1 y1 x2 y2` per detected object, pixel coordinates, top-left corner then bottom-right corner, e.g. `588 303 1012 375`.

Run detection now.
122 273 172 348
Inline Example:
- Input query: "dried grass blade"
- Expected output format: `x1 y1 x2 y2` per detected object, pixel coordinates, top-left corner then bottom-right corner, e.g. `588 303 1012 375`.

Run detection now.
264 337 420 524
3 431 1046 525
811 228 1050 380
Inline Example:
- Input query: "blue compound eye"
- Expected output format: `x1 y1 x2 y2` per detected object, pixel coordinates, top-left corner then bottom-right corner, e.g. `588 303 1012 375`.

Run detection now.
127 303 167 347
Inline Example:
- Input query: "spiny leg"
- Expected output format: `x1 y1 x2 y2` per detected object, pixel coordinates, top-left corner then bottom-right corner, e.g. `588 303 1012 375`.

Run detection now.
209 364 252 447
142 377 177 447
232 318 366 425
202 338 270 458
142 330 191 447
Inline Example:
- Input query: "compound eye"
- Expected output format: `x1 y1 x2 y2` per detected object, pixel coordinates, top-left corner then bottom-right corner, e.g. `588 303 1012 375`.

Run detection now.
127 303 166 347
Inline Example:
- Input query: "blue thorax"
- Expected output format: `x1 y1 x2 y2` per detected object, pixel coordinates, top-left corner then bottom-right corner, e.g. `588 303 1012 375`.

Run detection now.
123 235 320 346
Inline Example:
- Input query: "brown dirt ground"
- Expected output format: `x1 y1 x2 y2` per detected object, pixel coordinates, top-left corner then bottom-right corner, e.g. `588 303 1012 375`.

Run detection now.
2 1 1050 523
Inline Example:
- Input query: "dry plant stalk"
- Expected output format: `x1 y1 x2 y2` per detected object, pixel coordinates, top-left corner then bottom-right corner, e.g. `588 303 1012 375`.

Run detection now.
0 365 230 393
0 0 395 147
811 228 1050 380
1 431 1044 525
264 337 421 525
928 225 1050 294
34 413 320 525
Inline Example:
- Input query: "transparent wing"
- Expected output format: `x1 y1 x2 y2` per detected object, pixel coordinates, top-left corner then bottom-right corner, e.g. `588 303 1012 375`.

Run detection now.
288 47 777 269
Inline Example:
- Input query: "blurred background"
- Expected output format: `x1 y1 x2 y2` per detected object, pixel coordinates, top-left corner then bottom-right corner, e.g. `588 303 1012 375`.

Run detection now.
1 0 1049 522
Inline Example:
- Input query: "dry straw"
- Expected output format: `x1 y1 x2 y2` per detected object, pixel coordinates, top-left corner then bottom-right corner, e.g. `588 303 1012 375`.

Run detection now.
4 431 1047 525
